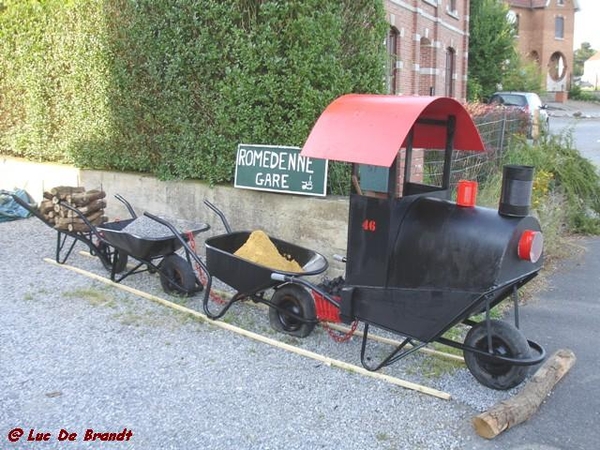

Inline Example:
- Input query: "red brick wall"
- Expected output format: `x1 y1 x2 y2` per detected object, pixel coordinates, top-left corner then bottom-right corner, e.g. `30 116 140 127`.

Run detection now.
383 0 470 100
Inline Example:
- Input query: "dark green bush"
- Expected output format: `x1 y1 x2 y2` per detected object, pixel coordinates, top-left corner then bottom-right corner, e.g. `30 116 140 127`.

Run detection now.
504 133 600 234
568 85 600 102
0 0 387 191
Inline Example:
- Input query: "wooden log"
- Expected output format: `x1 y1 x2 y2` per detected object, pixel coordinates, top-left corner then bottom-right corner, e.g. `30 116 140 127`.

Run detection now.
39 199 55 215
67 218 106 232
83 209 104 223
54 203 67 217
50 186 85 200
472 349 576 439
66 199 106 218
64 215 107 232
68 189 106 206
43 191 53 200
54 209 104 227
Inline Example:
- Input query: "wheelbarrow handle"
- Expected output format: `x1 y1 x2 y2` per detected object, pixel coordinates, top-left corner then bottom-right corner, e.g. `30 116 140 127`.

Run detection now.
333 254 347 263
114 193 137 219
10 193 45 223
203 199 232 234
58 200 105 240
270 273 288 282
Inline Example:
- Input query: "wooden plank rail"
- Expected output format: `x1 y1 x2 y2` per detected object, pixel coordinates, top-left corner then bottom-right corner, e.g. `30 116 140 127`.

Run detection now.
44 258 452 401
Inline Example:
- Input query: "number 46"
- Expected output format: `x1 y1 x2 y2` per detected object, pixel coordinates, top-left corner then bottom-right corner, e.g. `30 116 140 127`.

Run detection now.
362 219 376 232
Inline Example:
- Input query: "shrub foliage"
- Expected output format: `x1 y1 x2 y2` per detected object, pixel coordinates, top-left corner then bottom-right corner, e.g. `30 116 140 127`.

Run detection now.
0 0 387 187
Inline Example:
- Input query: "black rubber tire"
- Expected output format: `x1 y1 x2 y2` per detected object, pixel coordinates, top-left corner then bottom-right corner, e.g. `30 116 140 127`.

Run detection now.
159 254 197 296
97 242 128 274
269 284 316 338
464 320 531 390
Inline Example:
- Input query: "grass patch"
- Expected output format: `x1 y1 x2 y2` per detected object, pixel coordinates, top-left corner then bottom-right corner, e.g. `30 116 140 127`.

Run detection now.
63 287 115 308
404 353 463 380
376 432 390 441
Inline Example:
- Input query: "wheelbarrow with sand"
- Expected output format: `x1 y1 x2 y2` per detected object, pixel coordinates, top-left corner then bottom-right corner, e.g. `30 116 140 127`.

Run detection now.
201 200 332 337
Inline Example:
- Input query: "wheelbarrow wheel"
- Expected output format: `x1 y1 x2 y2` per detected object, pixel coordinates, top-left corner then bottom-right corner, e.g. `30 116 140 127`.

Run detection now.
269 284 316 338
159 254 198 296
464 320 531 390
97 242 128 274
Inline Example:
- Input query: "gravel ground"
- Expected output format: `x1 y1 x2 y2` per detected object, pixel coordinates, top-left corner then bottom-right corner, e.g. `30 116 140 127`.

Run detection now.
1 217 527 449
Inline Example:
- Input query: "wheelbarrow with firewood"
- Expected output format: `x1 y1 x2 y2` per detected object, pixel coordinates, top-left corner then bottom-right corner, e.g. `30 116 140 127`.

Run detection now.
12 190 210 296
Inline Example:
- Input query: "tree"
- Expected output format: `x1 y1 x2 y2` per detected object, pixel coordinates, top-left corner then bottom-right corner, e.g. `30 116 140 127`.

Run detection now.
467 0 517 101
502 54 544 93
573 42 596 77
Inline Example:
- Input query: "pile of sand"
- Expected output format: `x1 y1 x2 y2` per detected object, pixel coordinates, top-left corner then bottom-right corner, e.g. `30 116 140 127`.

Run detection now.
234 230 303 273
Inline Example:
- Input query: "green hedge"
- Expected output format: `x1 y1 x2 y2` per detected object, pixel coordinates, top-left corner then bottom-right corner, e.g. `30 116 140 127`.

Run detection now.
0 0 387 189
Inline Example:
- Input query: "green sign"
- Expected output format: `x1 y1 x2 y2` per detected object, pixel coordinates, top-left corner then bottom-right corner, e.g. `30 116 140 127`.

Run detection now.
234 144 328 196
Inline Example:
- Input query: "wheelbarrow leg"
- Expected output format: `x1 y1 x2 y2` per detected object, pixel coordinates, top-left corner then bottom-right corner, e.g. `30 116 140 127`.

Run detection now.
512 284 520 329
360 323 426 371
55 231 78 264
203 291 243 320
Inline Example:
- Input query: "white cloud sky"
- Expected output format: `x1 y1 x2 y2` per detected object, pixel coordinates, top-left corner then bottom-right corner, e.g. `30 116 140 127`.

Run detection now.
574 0 600 50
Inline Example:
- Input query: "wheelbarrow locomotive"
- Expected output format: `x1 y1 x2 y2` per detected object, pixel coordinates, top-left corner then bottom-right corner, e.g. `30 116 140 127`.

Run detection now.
209 94 545 390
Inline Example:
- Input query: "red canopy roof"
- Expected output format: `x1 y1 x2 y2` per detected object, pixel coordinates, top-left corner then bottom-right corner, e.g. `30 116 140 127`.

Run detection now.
301 94 485 167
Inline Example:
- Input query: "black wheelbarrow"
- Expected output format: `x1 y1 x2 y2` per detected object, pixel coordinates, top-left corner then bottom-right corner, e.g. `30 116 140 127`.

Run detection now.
10 192 132 274
201 200 330 337
13 192 210 296
95 209 210 296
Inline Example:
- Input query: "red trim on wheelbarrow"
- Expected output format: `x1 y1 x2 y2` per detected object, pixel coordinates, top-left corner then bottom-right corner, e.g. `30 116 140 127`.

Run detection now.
301 94 486 167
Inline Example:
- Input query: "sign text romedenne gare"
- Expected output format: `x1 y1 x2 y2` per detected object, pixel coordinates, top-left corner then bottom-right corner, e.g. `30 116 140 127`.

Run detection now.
234 144 327 196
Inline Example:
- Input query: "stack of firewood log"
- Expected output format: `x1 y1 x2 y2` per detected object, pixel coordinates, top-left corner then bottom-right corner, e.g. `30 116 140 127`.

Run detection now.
38 186 108 232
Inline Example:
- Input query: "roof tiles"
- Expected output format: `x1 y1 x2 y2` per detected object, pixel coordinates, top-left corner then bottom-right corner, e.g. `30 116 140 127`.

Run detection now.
506 0 549 8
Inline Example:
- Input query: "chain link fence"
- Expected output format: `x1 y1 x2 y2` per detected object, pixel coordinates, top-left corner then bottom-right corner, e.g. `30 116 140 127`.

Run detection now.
327 109 529 196
424 110 528 189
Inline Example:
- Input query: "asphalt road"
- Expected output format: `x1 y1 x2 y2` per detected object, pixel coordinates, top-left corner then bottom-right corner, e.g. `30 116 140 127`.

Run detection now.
473 102 600 449
550 115 600 166
470 237 600 450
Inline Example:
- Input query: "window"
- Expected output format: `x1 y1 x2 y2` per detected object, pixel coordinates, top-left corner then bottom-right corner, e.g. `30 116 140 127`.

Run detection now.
507 10 519 35
549 52 567 81
555 16 564 39
386 27 400 94
419 37 435 96
557 0 565 5
446 0 458 18
528 50 540 64
445 47 455 97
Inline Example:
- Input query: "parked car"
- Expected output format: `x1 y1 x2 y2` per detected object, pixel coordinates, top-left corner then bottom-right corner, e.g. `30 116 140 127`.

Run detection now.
489 91 549 138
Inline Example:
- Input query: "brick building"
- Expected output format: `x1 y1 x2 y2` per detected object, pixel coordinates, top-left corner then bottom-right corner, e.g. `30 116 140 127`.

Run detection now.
505 0 580 97
383 0 471 101
373 1 471 194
